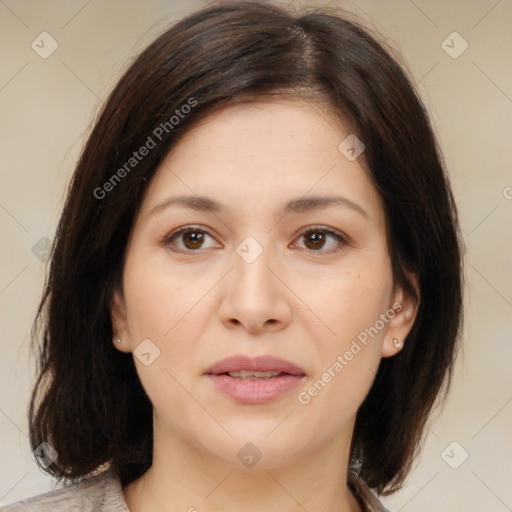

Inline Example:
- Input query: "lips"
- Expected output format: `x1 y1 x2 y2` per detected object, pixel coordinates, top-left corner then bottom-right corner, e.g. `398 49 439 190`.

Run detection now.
205 355 306 405
205 355 306 376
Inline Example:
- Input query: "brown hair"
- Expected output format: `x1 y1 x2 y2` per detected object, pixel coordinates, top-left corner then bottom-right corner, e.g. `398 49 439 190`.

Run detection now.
29 1 463 495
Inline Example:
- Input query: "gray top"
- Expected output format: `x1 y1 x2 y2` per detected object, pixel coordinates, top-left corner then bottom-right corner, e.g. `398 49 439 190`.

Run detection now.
2 469 390 511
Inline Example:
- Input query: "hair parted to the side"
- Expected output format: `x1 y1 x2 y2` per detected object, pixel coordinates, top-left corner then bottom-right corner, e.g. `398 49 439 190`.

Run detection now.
29 0 463 495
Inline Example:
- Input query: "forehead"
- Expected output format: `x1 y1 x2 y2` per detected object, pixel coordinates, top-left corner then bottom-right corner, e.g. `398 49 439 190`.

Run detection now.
167 98 348 164
138 99 383 223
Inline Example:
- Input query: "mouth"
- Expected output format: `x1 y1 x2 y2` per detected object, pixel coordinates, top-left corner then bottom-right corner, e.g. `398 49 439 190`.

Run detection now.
204 355 306 404
221 370 292 380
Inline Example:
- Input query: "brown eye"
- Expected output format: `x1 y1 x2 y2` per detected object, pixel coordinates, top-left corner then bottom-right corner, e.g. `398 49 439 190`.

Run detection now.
295 228 347 253
165 226 219 252
303 231 327 250
181 231 205 250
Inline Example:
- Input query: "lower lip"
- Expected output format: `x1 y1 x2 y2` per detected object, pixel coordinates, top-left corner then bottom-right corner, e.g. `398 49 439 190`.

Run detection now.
207 374 305 404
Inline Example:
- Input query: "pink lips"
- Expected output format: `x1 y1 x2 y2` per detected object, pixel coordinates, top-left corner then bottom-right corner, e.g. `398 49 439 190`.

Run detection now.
205 355 306 405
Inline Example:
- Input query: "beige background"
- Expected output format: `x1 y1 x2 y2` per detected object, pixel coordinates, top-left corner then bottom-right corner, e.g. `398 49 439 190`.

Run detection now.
1 0 511 510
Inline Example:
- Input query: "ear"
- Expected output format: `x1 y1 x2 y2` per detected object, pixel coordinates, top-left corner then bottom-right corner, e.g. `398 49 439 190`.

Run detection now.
110 286 132 354
381 273 420 358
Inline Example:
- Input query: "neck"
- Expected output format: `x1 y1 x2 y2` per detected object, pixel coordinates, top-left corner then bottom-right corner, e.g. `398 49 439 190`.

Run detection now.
123 421 362 512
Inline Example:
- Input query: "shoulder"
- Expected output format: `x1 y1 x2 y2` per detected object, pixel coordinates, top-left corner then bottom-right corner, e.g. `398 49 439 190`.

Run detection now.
1 469 129 512
348 471 393 512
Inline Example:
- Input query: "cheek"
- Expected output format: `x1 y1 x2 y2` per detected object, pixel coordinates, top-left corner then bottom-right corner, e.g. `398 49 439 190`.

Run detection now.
121 251 212 391
123 246 208 339
297 262 393 408
314 262 393 345
121 255 211 431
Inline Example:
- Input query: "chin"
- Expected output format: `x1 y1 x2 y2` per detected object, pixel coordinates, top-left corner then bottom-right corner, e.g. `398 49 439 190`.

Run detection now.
197 427 311 470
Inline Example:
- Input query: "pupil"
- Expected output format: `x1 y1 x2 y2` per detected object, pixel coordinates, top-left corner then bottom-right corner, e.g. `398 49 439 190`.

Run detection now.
185 232 203 249
305 232 325 250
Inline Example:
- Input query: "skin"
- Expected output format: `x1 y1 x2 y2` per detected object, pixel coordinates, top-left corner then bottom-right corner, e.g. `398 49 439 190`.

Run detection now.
111 98 419 512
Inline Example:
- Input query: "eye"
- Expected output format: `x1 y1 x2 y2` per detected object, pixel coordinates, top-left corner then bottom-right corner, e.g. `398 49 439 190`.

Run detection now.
293 227 348 254
164 226 220 252
163 225 347 254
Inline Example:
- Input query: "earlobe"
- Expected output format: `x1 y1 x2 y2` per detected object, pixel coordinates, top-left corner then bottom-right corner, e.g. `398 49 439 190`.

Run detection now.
110 287 131 353
381 275 420 358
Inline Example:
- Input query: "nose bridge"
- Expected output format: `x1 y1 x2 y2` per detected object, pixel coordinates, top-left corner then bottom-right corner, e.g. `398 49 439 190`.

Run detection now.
231 236 277 301
218 234 291 331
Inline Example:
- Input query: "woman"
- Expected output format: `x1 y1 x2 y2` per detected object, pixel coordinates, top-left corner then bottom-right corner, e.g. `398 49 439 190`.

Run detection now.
4 1 463 511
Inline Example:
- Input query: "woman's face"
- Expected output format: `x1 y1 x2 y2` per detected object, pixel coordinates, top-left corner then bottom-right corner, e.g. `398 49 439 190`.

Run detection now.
112 99 417 469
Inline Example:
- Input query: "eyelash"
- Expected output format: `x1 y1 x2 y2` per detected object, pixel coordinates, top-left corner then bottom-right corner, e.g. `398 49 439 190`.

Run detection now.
163 225 348 255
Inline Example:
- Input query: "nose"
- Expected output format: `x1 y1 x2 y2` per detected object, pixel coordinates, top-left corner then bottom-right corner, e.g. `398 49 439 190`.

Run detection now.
218 243 292 335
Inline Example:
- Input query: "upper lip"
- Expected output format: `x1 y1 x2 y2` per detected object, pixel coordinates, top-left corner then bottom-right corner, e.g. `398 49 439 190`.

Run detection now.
205 355 306 376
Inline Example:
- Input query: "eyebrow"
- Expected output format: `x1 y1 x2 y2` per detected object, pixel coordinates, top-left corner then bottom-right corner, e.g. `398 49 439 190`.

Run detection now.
148 194 369 219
